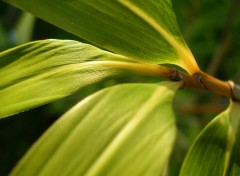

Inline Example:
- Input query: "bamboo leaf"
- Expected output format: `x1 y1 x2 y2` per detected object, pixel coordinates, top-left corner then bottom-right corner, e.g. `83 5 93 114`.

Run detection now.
5 0 199 73
180 102 240 176
10 82 180 176
0 39 143 118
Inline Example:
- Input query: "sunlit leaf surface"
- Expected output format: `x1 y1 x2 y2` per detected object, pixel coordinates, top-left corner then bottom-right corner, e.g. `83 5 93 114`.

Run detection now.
180 102 240 176
5 0 199 73
0 39 139 118
10 82 180 176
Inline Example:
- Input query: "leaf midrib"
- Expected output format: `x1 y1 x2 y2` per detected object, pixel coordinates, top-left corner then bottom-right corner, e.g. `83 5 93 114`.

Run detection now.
118 0 199 74
83 85 171 176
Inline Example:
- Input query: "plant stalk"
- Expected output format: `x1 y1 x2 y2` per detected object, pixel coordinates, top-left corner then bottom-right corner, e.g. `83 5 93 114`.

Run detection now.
181 71 232 98
91 61 239 102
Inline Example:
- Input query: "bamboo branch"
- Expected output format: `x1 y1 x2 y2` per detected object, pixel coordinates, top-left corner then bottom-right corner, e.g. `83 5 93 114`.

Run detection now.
93 61 240 102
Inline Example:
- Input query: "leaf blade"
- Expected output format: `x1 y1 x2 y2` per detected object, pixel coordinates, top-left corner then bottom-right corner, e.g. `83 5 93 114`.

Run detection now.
0 39 135 118
180 102 240 176
118 0 199 73
10 82 180 176
5 0 199 73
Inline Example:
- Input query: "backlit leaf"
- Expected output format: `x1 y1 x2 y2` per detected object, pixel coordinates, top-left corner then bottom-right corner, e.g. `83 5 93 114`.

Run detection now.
10 82 180 176
180 101 240 176
0 39 146 118
5 0 199 73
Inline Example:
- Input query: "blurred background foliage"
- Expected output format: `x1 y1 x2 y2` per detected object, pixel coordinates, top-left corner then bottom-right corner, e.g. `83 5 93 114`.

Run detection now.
0 0 240 175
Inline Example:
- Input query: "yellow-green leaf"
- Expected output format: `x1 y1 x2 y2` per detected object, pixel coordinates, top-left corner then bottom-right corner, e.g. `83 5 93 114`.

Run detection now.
0 39 148 118
180 102 240 176
10 82 180 176
5 0 199 73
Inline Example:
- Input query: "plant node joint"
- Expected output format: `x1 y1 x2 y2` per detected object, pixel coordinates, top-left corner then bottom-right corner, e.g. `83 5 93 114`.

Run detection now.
194 73 209 90
169 69 183 82
229 81 240 102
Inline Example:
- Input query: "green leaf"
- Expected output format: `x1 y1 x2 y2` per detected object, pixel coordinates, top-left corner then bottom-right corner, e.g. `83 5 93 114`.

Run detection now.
10 82 180 176
0 39 143 118
5 0 199 73
180 102 240 176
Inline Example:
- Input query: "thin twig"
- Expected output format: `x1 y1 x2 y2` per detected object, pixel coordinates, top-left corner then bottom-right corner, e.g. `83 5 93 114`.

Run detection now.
175 102 227 114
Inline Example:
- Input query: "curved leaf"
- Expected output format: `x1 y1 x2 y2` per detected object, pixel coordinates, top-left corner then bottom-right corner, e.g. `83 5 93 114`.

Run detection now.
10 82 180 176
180 101 240 176
0 39 143 118
5 0 199 73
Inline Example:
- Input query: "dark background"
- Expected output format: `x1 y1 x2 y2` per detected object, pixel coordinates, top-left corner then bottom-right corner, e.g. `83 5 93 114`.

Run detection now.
0 0 240 175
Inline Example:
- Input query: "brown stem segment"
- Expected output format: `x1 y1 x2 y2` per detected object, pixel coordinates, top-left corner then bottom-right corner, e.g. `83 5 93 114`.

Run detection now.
176 70 238 101
198 72 232 98
95 61 239 101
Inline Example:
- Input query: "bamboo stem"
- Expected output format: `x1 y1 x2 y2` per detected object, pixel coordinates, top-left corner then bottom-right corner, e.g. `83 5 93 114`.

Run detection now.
91 61 239 102
175 70 236 100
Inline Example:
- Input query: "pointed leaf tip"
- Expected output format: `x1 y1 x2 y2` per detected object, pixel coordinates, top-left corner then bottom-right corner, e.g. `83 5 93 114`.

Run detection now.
0 39 134 118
